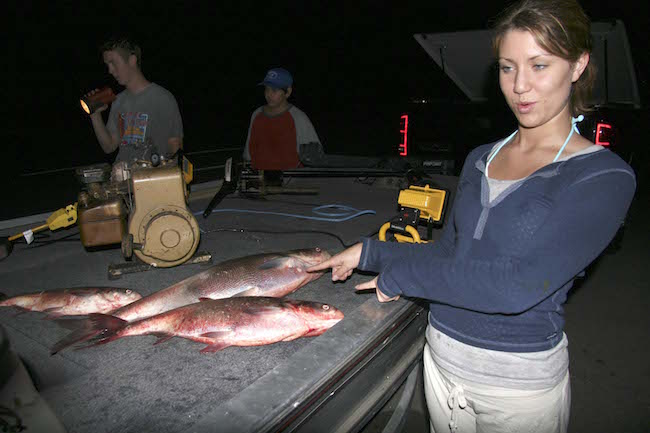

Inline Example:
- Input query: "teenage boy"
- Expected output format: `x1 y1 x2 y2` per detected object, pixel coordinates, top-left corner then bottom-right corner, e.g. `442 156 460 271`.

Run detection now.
88 37 183 164
242 68 320 170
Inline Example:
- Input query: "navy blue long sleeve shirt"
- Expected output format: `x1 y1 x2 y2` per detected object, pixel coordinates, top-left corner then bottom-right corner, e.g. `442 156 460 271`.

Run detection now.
359 144 636 352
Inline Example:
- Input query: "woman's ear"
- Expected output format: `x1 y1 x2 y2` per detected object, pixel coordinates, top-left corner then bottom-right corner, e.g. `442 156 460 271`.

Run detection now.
572 52 590 83
285 86 293 98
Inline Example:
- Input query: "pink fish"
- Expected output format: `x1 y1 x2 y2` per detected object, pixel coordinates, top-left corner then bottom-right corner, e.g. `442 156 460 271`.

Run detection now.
51 248 331 353
68 297 343 353
106 247 331 322
0 287 142 317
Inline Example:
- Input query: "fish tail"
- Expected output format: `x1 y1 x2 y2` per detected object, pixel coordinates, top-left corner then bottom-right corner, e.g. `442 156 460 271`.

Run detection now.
50 313 128 354
84 332 122 347
0 292 6 302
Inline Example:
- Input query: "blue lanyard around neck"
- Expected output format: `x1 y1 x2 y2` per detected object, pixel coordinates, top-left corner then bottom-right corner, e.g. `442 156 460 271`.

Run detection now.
553 115 584 162
486 115 584 177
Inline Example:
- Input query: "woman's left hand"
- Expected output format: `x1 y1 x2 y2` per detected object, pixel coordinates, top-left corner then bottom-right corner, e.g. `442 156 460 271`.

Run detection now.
355 277 400 303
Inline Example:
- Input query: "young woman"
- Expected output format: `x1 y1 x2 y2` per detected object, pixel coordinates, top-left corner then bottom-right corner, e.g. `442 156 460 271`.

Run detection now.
308 1 636 431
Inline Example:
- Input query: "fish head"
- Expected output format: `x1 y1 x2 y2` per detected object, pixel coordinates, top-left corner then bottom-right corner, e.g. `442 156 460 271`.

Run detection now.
270 247 332 290
283 248 332 284
286 248 331 269
103 288 143 305
285 299 344 337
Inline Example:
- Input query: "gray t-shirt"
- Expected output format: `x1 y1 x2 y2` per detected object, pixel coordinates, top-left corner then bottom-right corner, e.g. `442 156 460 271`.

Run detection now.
107 83 183 163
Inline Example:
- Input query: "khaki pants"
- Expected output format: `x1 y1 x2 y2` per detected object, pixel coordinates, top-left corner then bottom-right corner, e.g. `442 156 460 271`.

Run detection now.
423 341 571 433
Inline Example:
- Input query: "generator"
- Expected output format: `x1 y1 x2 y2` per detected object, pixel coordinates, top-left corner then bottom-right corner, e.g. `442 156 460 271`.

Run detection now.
76 157 201 270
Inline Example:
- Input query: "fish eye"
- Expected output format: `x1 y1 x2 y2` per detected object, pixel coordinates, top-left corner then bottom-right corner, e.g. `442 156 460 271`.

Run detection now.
315 247 321 252
322 305 330 310
125 289 132 294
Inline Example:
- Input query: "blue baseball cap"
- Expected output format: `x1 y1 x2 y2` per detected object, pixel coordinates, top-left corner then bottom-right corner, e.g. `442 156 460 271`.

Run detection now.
259 68 293 89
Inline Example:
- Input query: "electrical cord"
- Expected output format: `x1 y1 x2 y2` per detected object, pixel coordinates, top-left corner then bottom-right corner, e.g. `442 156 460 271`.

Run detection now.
200 227 379 249
8 229 81 249
196 203 379 248
223 195 332 209
201 228 350 248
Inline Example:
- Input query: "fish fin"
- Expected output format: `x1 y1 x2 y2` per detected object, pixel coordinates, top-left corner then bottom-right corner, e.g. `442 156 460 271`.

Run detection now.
200 331 232 339
51 328 93 355
257 257 290 271
42 307 65 317
152 334 174 345
243 305 285 316
50 314 127 355
200 343 231 353
70 337 116 351
198 331 232 353
44 313 94 321
87 313 128 329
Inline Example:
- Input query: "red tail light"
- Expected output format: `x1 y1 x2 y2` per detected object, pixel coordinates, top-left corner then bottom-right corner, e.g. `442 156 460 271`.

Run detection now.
595 122 614 147
399 114 409 156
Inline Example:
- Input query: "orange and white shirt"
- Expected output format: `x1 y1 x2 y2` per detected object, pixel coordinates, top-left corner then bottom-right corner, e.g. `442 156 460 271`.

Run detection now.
243 105 320 170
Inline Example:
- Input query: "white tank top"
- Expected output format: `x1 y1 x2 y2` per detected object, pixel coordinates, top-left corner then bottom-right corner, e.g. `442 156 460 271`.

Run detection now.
486 144 602 202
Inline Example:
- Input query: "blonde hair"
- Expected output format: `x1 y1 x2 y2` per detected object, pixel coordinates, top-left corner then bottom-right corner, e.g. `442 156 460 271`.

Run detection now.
492 0 596 115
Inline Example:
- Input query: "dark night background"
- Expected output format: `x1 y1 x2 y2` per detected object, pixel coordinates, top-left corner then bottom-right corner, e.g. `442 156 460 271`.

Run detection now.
3 4 649 431
5 1 649 215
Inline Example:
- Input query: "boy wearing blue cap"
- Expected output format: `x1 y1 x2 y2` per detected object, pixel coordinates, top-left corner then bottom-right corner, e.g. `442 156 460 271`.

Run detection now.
242 68 321 170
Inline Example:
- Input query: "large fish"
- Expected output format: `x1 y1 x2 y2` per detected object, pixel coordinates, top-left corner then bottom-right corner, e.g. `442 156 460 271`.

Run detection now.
75 297 343 353
107 247 330 322
51 248 330 353
0 288 142 317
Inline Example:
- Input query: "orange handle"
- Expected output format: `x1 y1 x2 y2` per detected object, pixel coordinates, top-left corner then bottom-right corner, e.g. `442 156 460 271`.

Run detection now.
8 223 49 242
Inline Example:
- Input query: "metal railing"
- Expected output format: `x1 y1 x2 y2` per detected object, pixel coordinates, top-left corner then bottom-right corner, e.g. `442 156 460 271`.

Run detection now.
19 147 242 177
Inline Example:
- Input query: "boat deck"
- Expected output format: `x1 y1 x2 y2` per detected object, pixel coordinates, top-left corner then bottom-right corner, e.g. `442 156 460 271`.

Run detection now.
0 175 458 433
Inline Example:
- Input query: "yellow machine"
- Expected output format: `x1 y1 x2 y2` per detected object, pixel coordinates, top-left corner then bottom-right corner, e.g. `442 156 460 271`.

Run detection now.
379 184 448 243
123 164 200 267
76 156 205 273
7 204 78 244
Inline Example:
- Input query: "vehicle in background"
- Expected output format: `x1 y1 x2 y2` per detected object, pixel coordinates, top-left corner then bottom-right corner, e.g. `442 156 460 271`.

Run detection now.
399 20 644 176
